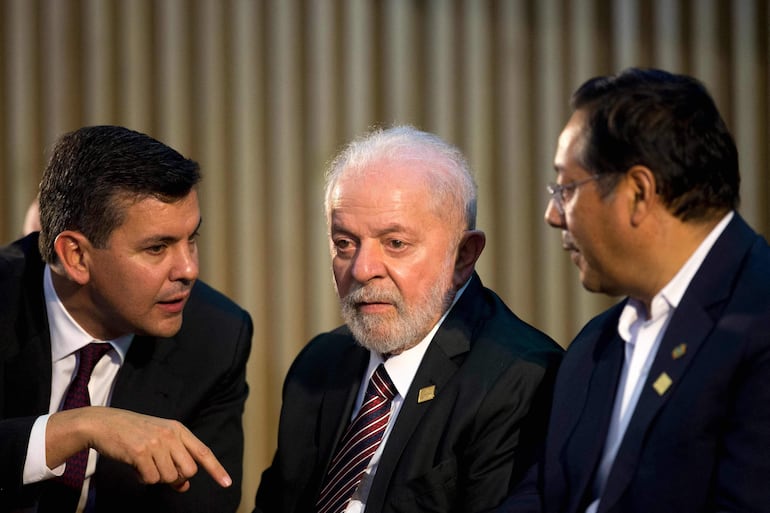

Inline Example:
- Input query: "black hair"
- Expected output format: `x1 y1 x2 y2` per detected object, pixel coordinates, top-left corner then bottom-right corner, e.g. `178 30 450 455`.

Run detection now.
38 125 201 264
571 67 739 221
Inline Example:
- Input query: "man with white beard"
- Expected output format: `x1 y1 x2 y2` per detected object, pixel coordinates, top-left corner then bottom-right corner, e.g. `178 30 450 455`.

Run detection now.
253 125 563 513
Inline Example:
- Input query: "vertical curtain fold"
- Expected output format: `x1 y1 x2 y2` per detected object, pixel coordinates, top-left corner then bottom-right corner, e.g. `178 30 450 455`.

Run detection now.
0 2 766 511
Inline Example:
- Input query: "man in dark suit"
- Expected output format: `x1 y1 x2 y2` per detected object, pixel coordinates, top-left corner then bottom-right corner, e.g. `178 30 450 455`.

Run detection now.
253 126 563 513
500 68 770 513
0 126 252 513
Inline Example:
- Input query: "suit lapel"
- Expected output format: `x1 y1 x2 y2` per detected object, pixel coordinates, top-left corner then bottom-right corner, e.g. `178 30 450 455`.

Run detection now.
598 214 755 512
597 301 714 511
110 336 184 415
560 322 625 513
364 276 483 511
316 342 369 476
372 333 462 479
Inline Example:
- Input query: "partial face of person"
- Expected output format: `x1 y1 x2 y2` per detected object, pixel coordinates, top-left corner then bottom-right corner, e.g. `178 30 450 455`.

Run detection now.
329 161 460 355
81 190 201 340
544 110 629 296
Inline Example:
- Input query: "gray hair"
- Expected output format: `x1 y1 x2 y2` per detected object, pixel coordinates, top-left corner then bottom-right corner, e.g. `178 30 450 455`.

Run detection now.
324 125 477 230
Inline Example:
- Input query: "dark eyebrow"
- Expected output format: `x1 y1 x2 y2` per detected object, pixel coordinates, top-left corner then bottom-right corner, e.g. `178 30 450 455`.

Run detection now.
139 217 202 246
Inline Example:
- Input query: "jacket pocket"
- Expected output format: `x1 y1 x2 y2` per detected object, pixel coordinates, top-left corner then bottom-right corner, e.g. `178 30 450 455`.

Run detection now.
389 457 458 513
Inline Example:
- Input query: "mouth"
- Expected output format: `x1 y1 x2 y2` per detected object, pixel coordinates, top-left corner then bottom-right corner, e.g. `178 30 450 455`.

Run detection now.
562 234 578 253
561 237 582 266
157 293 190 314
355 301 394 314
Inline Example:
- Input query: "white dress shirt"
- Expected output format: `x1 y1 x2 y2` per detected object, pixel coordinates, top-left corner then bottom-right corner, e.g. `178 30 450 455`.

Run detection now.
23 266 133 513
344 279 470 513
586 211 733 513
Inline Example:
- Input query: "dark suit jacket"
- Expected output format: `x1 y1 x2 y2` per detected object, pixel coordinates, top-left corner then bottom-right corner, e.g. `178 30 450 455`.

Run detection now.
501 214 770 513
0 233 253 513
253 273 563 513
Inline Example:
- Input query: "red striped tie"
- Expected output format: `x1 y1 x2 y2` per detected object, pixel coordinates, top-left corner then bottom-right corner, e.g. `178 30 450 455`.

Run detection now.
316 364 396 513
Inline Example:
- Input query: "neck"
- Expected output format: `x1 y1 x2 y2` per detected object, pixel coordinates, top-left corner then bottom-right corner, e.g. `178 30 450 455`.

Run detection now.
50 269 111 341
632 213 725 310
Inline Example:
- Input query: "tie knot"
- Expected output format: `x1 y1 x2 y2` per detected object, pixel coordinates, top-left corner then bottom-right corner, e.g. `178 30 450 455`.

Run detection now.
369 364 396 401
79 342 111 373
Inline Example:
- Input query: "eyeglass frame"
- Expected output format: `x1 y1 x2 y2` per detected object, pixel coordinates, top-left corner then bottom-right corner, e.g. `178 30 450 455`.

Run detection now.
546 174 603 215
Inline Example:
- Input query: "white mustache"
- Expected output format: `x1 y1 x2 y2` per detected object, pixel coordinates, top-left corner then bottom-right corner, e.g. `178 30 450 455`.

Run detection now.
343 286 400 307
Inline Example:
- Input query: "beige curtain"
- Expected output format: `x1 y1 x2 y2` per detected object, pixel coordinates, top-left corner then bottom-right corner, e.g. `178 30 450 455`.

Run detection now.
1 1 767 510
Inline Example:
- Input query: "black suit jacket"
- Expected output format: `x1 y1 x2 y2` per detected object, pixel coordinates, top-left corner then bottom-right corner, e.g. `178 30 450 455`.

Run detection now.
254 274 563 513
499 214 770 513
0 234 253 513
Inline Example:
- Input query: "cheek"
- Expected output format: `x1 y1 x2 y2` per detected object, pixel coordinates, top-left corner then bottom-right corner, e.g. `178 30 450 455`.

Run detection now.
390 264 432 299
332 259 351 290
118 266 166 303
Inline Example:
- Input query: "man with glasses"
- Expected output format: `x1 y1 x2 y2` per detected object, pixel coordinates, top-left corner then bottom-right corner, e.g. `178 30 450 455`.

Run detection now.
499 68 770 512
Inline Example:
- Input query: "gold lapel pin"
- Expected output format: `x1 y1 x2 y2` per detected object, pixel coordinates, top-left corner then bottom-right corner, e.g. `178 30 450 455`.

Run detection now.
671 343 687 359
418 385 436 403
653 372 672 396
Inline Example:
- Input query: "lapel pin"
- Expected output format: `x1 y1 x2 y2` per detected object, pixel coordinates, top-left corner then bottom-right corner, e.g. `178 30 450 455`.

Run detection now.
653 372 672 396
671 343 687 359
418 385 436 403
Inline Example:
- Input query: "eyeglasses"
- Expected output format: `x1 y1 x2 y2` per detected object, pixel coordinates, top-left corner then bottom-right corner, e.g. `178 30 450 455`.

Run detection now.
546 175 602 215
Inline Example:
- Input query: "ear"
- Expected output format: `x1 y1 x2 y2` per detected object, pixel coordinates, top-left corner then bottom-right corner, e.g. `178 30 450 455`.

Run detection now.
53 231 93 285
453 230 486 289
626 165 656 227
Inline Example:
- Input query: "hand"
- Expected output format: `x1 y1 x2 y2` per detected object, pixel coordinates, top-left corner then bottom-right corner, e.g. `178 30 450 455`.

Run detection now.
46 406 232 492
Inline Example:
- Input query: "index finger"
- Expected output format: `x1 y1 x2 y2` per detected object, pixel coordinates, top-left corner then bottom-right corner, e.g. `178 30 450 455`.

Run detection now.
182 434 232 488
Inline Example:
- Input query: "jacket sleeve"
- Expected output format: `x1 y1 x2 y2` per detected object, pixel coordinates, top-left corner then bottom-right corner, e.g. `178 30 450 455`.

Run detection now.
0 416 38 507
94 295 254 513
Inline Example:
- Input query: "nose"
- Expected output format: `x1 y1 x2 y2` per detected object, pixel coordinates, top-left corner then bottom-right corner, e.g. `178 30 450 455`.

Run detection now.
170 242 199 284
544 198 565 228
350 241 386 283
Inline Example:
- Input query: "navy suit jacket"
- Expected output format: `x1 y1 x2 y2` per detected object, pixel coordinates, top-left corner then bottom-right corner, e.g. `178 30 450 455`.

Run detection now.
0 234 253 513
500 214 770 513
254 274 563 513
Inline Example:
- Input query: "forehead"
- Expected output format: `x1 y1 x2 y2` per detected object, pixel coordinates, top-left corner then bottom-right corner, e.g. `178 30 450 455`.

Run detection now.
112 190 200 234
554 110 588 171
329 161 448 226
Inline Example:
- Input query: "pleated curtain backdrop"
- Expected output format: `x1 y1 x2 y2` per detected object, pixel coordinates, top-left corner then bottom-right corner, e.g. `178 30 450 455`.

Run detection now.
0 1 767 511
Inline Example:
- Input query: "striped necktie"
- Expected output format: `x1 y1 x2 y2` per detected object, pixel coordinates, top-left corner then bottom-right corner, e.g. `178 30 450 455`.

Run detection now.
316 364 396 513
39 342 111 513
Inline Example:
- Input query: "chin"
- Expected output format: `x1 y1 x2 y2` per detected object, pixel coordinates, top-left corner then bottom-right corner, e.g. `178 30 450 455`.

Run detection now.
578 272 601 294
351 328 408 355
139 319 184 339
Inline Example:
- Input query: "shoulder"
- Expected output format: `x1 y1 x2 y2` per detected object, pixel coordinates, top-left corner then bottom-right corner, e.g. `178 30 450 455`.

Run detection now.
184 280 252 329
0 235 44 357
279 325 365 402
171 280 253 360
289 325 358 371
735 231 770 301
463 283 564 369
0 234 41 278
561 302 624 360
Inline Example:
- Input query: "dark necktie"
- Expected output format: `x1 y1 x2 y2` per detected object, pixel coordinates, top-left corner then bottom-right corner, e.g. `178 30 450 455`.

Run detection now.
40 342 111 513
315 364 397 513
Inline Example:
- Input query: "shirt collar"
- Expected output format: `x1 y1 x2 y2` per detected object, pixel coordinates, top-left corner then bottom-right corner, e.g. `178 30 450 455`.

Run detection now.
368 278 472 398
44 265 133 363
618 211 734 341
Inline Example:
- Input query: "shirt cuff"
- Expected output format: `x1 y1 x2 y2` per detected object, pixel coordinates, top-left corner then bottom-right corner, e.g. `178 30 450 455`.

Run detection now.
23 414 65 484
